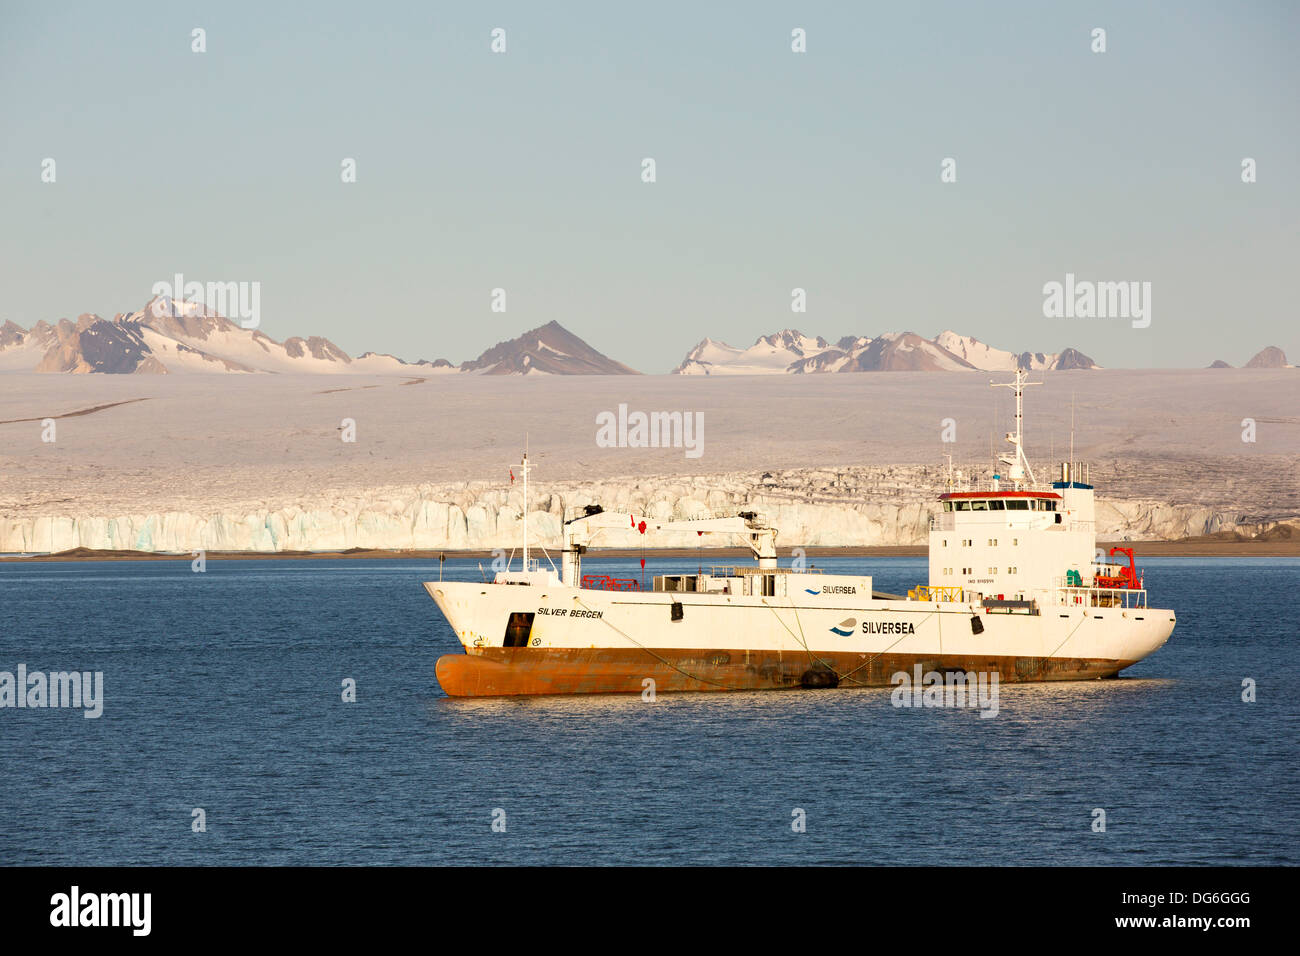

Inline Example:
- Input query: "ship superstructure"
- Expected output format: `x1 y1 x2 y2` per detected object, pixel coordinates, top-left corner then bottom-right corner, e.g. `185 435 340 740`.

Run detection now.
424 371 1174 696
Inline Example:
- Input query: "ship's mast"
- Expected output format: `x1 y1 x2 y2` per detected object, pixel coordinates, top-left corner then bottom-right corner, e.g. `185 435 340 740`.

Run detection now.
990 368 1041 490
519 449 531 569
1069 391 1076 483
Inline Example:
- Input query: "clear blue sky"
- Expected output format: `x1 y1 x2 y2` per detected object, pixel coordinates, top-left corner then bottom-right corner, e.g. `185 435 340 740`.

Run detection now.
2 0 1296 371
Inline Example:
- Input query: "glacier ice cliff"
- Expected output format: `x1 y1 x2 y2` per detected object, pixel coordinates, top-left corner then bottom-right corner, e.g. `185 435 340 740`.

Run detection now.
2 466 1292 554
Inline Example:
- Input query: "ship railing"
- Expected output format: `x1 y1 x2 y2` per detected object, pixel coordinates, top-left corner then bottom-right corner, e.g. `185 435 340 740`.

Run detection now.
908 584 965 602
980 597 1040 615
707 565 823 577
580 573 642 592
1052 584 1147 609
563 506 766 524
679 509 768 524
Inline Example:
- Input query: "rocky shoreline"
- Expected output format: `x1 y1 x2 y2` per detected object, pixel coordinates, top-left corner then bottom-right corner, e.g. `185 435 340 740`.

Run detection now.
4 533 1298 562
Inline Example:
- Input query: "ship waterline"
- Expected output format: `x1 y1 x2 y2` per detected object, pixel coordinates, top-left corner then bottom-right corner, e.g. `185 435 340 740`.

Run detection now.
434 647 1149 698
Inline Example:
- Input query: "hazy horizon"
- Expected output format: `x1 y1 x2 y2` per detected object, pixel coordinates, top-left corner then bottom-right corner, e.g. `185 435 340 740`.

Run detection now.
3 1 1297 372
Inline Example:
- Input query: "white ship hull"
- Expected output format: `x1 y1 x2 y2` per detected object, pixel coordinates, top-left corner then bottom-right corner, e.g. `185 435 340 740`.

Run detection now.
425 580 1175 696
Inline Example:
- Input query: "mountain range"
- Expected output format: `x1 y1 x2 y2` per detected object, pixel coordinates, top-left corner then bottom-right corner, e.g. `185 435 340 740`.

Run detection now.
0 299 634 376
0 299 1290 375
674 329 1098 374
1208 346 1292 369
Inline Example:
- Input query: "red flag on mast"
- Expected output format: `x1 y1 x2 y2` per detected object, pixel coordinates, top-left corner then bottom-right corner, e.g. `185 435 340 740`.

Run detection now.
509 469 515 484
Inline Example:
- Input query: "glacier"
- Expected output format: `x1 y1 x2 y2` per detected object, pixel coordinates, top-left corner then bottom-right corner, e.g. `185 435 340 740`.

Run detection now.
0 467 1285 554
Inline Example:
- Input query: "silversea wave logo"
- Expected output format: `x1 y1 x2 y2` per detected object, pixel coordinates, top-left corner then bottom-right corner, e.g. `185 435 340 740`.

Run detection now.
829 618 856 637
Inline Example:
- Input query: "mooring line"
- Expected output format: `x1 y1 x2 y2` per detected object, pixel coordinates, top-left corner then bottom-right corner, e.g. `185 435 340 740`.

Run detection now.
1044 607 1090 661
760 598 940 687
573 595 746 691
573 591 956 692
760 599 843 678
834 610 939 685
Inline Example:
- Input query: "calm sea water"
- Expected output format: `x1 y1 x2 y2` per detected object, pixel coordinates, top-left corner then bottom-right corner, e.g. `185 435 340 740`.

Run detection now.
0 556 1295 866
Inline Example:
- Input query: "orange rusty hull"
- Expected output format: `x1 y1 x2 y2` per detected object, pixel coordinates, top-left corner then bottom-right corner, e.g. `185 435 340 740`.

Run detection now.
435 647 1136 697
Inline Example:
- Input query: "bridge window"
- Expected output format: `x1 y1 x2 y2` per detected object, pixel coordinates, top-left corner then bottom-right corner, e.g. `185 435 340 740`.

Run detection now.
1006 500 1029 510
943 501 953 512
988 500 1006 510
970 500 988 511
955 501 971 511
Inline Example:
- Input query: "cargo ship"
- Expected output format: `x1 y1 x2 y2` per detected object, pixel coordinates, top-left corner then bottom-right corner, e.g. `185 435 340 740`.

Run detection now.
425 370 1174 696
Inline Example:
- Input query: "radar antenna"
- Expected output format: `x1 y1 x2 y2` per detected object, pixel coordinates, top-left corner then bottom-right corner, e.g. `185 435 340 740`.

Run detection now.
990 368 1041 490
